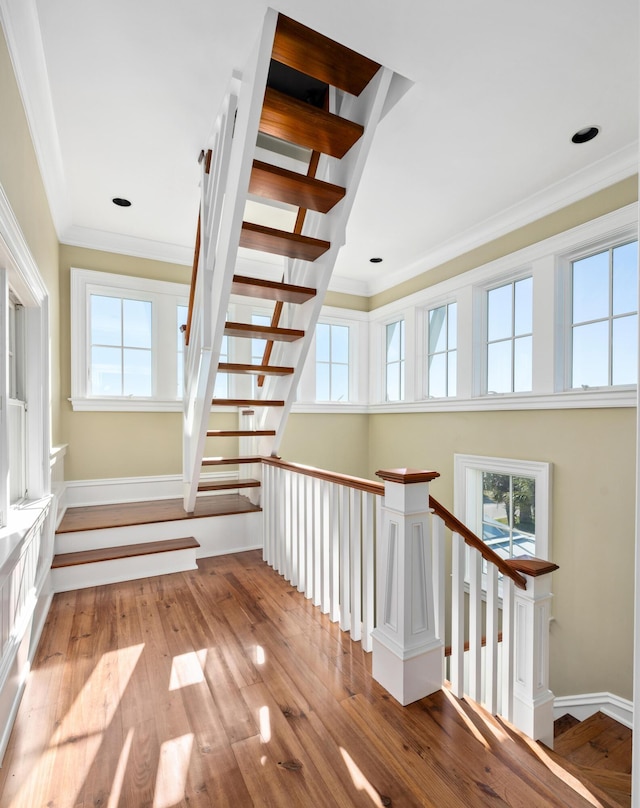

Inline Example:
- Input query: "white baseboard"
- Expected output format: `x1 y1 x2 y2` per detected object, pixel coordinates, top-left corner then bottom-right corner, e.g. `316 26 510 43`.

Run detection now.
64 472 243 508
554 692 633 729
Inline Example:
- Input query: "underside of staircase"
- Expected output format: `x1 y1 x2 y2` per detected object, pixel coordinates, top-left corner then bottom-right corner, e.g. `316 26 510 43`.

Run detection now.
181 11 399 513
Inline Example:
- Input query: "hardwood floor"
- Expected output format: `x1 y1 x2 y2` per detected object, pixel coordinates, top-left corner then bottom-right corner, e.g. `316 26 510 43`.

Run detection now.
0 551 627 807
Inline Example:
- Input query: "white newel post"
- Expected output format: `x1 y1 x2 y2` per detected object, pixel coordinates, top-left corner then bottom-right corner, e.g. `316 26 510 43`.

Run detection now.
505 557 559 748
371 468 444 706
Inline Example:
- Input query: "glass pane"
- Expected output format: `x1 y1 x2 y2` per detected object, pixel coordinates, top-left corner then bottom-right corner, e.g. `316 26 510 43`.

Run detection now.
316 323 330 362
252 337 267 364
613 242 638 316
332 325 349 364
428 352 447 397
316 363 330 400
91 346 121 395
487 283 513 342
612 314 637 385
448 350 457 397
513 476 535 535
487 340 512 393
429 306 447 354
513 335 532 392
123 348 152 396
386 320 403 363
331 364 349 401
572 251 609 323
123 299 152 349
177 352 184 398
214 372 228 398
386 362 400 401
572 321 608 387
482 472 510 528
219 335 229 362
91 295 121 346
177 305 188 348
448 303 457 349
514 277 533 335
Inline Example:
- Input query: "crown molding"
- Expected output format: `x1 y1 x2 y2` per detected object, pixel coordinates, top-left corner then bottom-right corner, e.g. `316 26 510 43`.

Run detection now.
60 225 193 266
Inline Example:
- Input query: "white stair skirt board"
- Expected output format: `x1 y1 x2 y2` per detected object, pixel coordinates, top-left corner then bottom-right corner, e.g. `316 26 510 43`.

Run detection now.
55 510 263 561
553 692 634 729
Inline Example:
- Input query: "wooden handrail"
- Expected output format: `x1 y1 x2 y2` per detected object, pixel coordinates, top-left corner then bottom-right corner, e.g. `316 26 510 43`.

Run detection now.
184 150 212 347
261 456 384 496
429 496 527 590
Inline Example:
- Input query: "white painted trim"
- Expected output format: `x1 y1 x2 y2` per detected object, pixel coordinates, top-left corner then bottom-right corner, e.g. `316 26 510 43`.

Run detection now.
64 471 243 508
0 183 48 305
61 226 193 267
554 692 634 729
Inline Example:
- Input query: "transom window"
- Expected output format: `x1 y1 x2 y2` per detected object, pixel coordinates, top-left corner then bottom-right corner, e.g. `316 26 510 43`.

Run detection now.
570 240 638 388
385 319 405 401
486 277 532 394
316 322 349 402
427 302 457 397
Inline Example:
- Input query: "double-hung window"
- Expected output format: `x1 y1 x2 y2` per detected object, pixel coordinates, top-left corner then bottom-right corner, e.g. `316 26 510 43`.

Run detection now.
426 302 457 397
71 268 189 410
385 319 405 401
570 240 638 388
316 322 349 402
485 277 532 394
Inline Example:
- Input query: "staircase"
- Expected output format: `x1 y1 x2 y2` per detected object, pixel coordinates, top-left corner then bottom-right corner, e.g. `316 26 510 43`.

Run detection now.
182 11 399 512
549 712 632 807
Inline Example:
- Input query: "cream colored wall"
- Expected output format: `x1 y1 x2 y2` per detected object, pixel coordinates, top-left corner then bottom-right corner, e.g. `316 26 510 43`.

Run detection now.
279 413 370 478
368 408 636 701
0 27 61 443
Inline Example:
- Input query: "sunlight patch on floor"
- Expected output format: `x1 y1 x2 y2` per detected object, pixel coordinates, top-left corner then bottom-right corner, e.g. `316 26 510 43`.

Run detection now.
107 727 134 808
340 747 385 807
169 650 207 690
259 705 271 743
152 733 194 808
442 688 490 749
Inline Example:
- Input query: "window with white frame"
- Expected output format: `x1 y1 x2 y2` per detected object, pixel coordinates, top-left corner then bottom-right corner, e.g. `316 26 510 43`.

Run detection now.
569 240 638 389
71 268 189 410
316 322 349 401
385 318 405 401
8 293 26 503
485 277 532 394
454 454 551 562
426 302 456 397
177 304 188 398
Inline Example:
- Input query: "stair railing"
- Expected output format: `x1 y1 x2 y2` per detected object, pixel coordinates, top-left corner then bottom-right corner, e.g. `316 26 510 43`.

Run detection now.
260 458 558 745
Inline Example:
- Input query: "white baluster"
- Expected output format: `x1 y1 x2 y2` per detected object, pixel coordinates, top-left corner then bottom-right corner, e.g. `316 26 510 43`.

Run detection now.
468 546 482 702
349 488 362 643
329 483 340 623
450 531 465 698
361 491 375 652
485 562 499 714
305 475 314 601
313 478 322 607
501 577 514 722
320 480 330 615
340 485 351 632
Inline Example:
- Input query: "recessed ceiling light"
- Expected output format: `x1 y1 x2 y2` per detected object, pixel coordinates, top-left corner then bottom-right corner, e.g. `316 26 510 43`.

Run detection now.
571 126 600 144
112 197 132 207
370 257 383 263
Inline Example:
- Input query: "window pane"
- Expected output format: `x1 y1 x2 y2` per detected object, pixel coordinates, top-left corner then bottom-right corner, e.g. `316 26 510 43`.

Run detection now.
448 303 457 349
613 242 638 316
331 364 349 401
487 340 512 393
386 320 403 362
123 299 152 348
386 363 401 401
91 346 122 395
482 472 510 527
448 350 457 397
513 335 532 392
316 363 330 400
572 251 609 323
514 277 532 335
177 305 188 347
332 325 349 364
91 295 121 346
213 372 228 398
612 314 637 385
123 349 152 396
513 476 535 534
428 352 447 397
316 323 330 362
429 306 447 354
487 284 513 342
572 321 608 387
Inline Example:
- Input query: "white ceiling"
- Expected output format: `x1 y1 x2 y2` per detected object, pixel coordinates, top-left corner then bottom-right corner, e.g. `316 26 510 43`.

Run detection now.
1 0 638 295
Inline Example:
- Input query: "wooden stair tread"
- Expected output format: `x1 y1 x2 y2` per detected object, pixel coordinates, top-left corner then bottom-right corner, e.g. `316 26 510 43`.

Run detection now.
272 14 380 97
223 320 304 342
577 765 631 795
211 397 285 407
206 429 276 437
554 712 631 759
197 479 261 491
231 274 316 304
249 159 345 213
260 87 364 159
52 536 200 568
218 362 294 376
555 713 581 738
240 221 330 261
202 456 262 466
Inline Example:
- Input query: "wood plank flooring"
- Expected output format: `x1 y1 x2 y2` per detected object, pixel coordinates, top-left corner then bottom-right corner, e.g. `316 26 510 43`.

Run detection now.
0 551 626 808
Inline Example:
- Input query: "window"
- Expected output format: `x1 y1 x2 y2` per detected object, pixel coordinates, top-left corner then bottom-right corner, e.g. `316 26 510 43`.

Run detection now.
454 454 551 562
250 312 272 397
570 240 638 388
426 302 456 397
316 322 349 401
486 277 532 394
71 268 189 410
385 319 405 401
8 295 26 504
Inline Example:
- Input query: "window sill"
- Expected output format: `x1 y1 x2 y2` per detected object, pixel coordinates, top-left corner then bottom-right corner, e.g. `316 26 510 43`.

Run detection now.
0 497 51 572
70 397 186 413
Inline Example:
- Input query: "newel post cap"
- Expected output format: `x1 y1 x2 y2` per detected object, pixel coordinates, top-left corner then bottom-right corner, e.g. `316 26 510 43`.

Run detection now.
375 468 440 484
